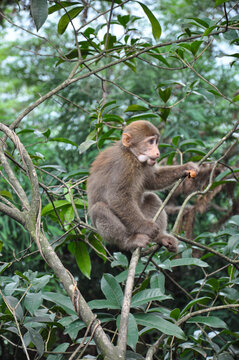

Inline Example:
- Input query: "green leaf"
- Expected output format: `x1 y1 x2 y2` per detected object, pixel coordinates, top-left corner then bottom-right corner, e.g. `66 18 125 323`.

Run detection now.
160 108 170 121
203 25 217 36
214 0 231 7
104 33 117 50
32 275 52 292
103 114 124 123
0 263 11 274
28 328 44 356
117 14 131 27
220 287 239 301
0 190 13 200
69 242 91 279
233 94 239 102
125 61 137 72
135 313 186 340
47 343 70 360
158 143 174 149
170 258 209 268
138 2 161 40
131 289 171 308
127 314 139 350
178 343 207 357
88 299 121 310
172 135 181 146
148 53 170 67
24 293 43 315
187 17 209 28
127 114 158 121
90 237 107 261
117 313 138 350
86 129 97 140
63 320 85 340
207 89 223 97
41 200 70 216
187 316 227 328
125 351 145 359
170 308 180 320
64 206 75 223
181 297 211 316
218 352 235 360
179 139 204 147
101 100 117 112
98 128 116 148
58 7 84 34
190 40 203 56
166 152 176 165
150 273 165 294
5 296 24 321
49 137 77 146
125 104 149 112
224 30 239 41
48 1 80 14
79 139 96 154
158 87 171 103
228 215 239 226
41 199 85 217
111 252 129 268
101 273 123 306
42 292 75 315
227 233 239 251
30 0 48 31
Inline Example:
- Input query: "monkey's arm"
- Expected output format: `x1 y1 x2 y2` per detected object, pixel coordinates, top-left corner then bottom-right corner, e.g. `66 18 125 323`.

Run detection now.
145 162 199 190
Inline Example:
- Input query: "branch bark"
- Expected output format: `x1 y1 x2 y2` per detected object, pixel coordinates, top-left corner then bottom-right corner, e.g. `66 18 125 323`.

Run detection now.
117 247 141 358
0 125 121 360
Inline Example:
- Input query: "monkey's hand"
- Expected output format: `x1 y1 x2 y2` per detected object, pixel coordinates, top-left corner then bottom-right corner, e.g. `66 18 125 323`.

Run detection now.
184 162 199 178
155 233 178 253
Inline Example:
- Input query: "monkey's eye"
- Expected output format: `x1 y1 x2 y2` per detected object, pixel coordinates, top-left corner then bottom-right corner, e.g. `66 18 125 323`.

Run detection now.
148 138 156 145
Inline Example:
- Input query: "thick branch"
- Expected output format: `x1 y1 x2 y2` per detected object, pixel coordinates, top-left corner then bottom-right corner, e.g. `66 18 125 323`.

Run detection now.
27 229 119 360
0 147 30 211
0 124 41 219
0 202 24 225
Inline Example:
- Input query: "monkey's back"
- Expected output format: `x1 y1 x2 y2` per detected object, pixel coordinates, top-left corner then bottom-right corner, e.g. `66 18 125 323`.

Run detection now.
87 142 143 210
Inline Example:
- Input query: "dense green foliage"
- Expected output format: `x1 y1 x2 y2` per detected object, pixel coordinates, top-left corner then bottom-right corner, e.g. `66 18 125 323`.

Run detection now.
0 1 239 359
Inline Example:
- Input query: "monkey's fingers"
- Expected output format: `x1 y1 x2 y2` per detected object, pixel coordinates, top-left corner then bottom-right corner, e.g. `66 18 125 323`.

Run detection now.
186 169 197 178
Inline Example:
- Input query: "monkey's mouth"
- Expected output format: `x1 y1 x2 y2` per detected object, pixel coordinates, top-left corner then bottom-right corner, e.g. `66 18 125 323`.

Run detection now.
147 158 157 166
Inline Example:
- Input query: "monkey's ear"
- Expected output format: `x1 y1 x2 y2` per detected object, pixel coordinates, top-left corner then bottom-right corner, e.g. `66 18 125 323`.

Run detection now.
122 133 132 147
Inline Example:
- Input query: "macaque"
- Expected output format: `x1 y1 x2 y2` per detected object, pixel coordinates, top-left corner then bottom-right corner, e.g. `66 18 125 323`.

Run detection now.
87 120 198 252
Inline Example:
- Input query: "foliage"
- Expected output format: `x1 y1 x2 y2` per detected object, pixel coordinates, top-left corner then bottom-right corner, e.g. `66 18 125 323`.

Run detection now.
0 0 239 359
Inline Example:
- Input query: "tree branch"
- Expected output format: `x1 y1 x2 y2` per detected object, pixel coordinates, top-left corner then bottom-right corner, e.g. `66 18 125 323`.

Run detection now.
173 120 239 232
0 127 120 360
175 234 239 268
117 247 141 358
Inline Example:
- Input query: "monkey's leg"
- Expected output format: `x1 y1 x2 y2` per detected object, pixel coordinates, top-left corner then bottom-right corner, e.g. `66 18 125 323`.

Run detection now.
140 192 178 252
90 202 149 250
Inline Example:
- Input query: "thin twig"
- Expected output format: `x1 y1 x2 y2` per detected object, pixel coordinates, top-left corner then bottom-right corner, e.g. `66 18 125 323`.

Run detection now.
175 234 239 268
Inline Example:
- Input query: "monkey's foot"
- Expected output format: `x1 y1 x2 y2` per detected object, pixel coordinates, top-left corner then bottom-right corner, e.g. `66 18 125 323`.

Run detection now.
127 233 150 250
156 234 178 253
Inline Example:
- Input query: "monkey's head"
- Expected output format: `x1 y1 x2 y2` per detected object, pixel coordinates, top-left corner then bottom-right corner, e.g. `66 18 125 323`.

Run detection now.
121 120 160 166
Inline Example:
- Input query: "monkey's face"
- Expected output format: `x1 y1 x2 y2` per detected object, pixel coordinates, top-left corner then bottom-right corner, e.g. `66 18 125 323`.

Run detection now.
121 123 160 166
132 135 160 166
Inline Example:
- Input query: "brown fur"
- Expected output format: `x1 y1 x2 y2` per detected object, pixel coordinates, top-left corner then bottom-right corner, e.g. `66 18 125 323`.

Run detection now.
87 121 198 251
